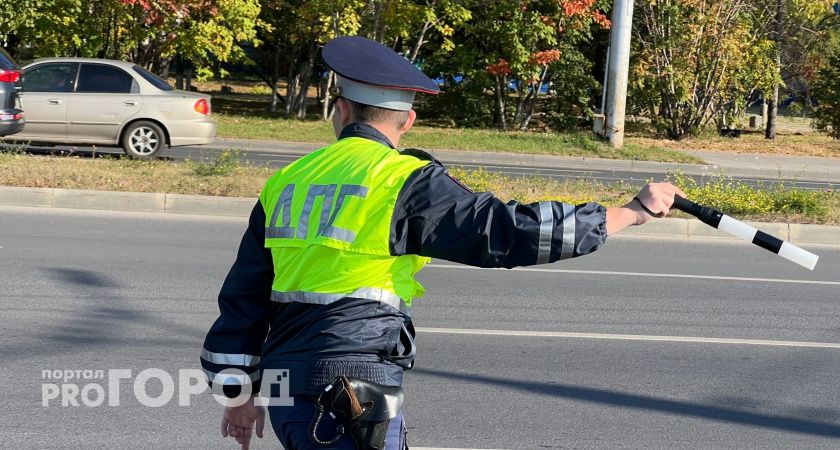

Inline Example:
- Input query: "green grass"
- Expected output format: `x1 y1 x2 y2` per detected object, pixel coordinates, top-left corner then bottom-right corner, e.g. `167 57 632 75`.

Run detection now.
1 150 835 223
215 113 703 164
669 172 835 222
451 167 840 224
216 113 337 143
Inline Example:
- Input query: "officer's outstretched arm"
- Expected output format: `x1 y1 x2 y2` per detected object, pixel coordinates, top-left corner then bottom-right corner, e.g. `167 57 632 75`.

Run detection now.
390 163 607 268
201 201 277 398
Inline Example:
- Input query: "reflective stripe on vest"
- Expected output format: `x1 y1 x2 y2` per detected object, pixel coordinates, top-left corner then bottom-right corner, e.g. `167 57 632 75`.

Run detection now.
260 137 431 307
270 288 408 314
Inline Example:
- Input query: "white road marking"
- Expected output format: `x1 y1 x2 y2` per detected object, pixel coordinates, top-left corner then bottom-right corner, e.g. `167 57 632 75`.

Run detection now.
425 264 840 286
415 448 507 450
416 327 840 349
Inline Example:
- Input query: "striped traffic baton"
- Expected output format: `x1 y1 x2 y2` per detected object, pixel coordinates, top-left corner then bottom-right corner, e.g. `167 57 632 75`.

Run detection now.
672 195 819 270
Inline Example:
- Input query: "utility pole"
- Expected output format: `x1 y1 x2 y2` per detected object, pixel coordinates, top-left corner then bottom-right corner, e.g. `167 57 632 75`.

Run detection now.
604 0 635 148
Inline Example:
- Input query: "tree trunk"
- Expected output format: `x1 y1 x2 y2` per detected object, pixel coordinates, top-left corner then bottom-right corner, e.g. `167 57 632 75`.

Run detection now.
494 75 508 130
766 84 779 139
293 43 317 119
111 13 120 60
270 45 282 113
185 60 193 92
175 55 184 90
410 22 432 64
284 49 302 117
322 71 334 120
766 0 783 140
285 69 298 117
371 1 386 42
761 100 768 128
519 67 549 130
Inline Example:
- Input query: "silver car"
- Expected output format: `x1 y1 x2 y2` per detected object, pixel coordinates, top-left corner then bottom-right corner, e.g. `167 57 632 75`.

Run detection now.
13 58 216 159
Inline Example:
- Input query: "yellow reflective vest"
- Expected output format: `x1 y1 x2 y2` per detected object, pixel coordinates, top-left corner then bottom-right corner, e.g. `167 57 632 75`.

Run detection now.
259 137 431 309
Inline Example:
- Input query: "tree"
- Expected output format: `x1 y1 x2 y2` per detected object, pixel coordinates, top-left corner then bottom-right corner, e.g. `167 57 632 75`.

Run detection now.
631 0 777 139
811 33 840 138
749 0 840 139
0 0 124 59
250 0 471 118
406 0 472 63
117 0 264 79
0 0 262 83
249 0 379 118
433 0 609 130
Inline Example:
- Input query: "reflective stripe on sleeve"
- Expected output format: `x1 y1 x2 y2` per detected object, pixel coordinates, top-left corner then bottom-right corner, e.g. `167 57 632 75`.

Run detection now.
536 202 553 265
270 288 407 313
200 348 261 367
202 368 261 386
560 203 576 260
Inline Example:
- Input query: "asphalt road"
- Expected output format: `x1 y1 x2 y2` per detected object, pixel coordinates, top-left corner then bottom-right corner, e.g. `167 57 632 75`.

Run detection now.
8 140 837 190
1 206 840 449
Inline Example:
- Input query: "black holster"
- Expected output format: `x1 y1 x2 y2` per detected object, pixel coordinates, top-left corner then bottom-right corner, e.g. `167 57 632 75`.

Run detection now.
309 375 404 450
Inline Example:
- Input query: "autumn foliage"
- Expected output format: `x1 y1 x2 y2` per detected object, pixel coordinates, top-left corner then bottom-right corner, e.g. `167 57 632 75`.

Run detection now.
120 0 218 26
486 59 512 76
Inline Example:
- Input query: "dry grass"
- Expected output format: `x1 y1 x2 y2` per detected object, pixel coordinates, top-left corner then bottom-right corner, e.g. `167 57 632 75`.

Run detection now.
0 152 272 197
2 152 836 224
628 132 840 158
187 78 321 98
448 167 636 206
451 167 840 224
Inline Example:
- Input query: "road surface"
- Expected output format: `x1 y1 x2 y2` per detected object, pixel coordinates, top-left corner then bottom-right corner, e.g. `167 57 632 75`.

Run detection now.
1 206 839 448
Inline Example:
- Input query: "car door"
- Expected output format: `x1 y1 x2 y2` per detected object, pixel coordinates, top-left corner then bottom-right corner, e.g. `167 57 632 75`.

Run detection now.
17 62 78 139
67 63 141 142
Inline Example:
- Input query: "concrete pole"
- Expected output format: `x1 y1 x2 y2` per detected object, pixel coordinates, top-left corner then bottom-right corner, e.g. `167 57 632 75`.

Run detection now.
605 0 635 148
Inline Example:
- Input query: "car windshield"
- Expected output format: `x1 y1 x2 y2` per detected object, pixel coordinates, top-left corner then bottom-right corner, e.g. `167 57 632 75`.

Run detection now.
132 66 173 91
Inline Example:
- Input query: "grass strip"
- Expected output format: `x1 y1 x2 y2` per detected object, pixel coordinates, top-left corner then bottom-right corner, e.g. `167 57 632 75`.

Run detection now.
215 114 702 164
448 167 839 224
627 131 840 159
1 151 835 224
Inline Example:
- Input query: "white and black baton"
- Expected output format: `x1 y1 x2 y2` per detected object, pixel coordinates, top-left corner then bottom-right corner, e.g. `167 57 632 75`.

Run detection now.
672 196 819 270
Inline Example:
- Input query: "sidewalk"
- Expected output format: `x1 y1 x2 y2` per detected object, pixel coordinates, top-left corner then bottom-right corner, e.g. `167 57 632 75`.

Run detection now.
212 138 840 184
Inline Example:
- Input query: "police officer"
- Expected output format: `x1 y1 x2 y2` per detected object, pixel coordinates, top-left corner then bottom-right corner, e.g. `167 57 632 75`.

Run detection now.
201 36 686 450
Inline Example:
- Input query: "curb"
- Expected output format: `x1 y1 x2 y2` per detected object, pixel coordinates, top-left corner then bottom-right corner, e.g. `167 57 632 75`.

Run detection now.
0 186 254 217
1 185 838 246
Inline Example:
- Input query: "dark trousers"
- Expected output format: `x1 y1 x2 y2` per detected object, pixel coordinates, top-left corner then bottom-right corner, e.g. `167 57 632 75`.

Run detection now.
269 397 406 449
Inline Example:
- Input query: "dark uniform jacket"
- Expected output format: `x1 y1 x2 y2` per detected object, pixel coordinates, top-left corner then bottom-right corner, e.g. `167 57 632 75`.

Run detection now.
201 124 608 396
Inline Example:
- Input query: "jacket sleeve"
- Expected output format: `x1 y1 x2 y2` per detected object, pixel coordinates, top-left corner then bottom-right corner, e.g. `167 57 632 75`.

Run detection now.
201 201 277 396
389 162 608 268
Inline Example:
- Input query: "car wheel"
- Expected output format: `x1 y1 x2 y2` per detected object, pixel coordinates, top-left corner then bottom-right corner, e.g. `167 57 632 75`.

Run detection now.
122 121 167 159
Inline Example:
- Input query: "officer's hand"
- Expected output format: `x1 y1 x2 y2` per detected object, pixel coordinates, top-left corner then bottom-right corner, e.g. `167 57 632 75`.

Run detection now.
221 395 265 450
629 182 687 225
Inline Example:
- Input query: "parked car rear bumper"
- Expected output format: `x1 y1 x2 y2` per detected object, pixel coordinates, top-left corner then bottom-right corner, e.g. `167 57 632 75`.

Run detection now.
168 119 216 147
0 109 25 137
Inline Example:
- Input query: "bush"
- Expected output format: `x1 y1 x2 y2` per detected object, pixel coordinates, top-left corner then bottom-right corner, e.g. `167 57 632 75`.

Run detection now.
188 149 243 177
418 77 493 128
671 172 828 218
545 49 600 131
812 48 840 139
